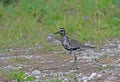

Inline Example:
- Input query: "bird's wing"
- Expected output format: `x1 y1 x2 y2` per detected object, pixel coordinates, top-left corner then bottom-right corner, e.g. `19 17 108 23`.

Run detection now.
67 37 82 48
67 37 93 50
67 37 81 45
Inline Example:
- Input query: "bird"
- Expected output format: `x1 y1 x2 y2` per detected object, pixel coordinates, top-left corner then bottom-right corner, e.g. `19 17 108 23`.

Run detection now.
54 28 95 69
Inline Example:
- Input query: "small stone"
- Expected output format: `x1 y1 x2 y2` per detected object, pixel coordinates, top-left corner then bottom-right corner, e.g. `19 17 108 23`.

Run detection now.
63 78 70 82
35 75 40 79
97 74 102 77
88 73 97 79
5 48 14 52
82 76 88 82
18 66 22 69
118 44 120 49
106 76 117 81
53 40 61 44
69 70 76 73
102 64 107 67
32 70 41 76
46 35 53 40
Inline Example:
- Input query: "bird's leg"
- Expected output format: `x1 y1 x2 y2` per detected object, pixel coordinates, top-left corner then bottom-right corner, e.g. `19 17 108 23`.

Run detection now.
71 51 77 69
74 52 77 62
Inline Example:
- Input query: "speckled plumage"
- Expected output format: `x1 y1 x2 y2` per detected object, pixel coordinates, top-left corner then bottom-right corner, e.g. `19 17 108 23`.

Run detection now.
55 28 95 69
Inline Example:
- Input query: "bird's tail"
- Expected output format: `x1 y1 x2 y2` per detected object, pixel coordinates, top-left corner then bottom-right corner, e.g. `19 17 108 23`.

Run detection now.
85 45 96 49
79 45 96 51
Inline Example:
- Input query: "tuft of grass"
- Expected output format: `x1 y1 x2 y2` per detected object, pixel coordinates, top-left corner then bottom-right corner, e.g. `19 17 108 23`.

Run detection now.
95 54 112 63
97 64 111 71
0 68 34 81
10 57 30 63
0 0 119 50
8 70 34 81
44 75 62 82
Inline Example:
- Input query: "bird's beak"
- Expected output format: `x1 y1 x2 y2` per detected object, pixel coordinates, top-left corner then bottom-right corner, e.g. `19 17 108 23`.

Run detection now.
54 31 59 34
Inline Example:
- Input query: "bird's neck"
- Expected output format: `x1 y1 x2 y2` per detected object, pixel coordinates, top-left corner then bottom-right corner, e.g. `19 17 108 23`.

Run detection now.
61 35 68 44
61 35 68 46
61 35 67 39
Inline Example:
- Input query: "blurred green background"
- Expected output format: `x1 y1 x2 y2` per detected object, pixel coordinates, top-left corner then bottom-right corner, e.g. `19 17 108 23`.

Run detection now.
0 0 120 49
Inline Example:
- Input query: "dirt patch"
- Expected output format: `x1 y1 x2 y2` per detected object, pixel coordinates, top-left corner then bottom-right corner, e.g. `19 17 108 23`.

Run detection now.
0 39 120 82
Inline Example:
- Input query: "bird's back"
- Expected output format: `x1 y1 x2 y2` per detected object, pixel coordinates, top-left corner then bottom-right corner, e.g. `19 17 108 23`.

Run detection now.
61 36 95 51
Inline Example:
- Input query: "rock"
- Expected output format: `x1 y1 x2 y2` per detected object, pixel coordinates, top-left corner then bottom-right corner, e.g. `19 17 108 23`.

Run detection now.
102 64 107 67
4 65 22 70
63 78 71 82
82 76 88 82
118 44 120 49
69 70 76 73
34 79 44 82
97 74 102 77
47 35 61 45
106 76 117 81
32 70 41 76
88 73 97 79
46 35 53 40
53 40 61 45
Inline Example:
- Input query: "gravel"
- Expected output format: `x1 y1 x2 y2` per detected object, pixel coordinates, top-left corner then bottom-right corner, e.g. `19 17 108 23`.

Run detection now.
0 39 120 82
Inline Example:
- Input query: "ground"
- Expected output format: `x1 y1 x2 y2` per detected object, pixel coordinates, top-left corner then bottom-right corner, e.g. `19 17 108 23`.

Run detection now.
0 38 120 82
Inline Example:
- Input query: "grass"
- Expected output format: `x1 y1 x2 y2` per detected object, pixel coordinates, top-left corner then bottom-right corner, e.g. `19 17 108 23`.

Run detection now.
0 0 120 50
97 64 111 71
0 1 119 81
0 68 34 81
8 70 34 81
10 57 30 63
45 75 63 82
94 54 113 71
44 73 77 82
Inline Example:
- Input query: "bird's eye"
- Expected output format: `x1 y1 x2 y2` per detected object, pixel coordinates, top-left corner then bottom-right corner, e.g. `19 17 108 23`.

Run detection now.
61 30 63 32
61 30 63 33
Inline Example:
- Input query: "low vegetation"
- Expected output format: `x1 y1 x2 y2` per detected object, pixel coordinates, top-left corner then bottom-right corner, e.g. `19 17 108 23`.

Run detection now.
0 68 34 81
0 0 120 81
0 0 119 49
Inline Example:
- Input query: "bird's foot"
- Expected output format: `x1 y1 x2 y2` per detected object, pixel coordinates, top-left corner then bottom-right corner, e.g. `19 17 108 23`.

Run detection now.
70 61 77 70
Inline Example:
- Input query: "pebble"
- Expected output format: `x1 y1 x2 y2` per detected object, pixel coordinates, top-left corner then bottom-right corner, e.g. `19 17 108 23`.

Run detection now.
46 35 53 40
88 72 97 79
102 64 107 67
0 39 120 82
63 78 70 82
106 76 117 81
118 44 120 49
82 76 88 82
32 70 41 76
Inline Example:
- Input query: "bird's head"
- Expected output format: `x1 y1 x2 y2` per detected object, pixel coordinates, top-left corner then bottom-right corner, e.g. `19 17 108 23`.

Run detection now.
54 28 66 36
